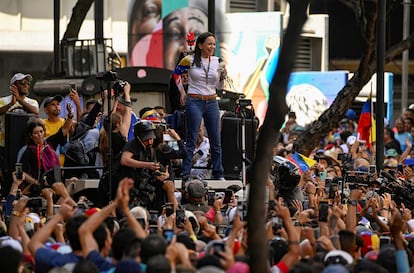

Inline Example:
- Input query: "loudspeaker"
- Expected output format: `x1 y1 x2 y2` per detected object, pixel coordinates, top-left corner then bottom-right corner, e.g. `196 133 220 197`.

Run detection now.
5 113 36 172
1 113 35 197
221 115 258 179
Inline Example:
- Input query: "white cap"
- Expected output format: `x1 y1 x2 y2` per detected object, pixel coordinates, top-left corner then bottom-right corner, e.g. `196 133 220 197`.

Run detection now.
10 73 32 85
130 206 148 223
347 135 356 146
0 236 23 253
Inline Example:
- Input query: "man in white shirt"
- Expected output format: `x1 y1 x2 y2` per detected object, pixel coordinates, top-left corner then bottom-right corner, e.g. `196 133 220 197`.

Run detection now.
0 73 39 147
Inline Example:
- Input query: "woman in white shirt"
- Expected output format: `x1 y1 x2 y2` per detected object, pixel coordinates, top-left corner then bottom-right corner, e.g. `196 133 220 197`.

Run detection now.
173 32 226 181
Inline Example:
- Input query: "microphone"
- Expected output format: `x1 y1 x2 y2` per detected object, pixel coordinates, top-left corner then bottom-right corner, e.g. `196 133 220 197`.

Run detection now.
380 170 396 182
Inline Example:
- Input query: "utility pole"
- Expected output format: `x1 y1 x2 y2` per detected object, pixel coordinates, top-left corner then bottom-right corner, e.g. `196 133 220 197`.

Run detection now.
208 0 215 34
401 0 411 111
53 0 60 75
376 0 386 170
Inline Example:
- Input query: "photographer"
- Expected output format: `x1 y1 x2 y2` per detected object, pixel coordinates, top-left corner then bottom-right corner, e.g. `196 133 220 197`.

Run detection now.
272 157 303 205
96 76 136 142
120 120 172 213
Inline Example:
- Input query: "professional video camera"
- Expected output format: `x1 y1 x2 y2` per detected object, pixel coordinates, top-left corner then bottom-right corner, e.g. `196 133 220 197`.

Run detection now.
345 171 372 189
112 80 127 96
96 71 118 82
376 171 414 209
235 98 255 118
337 153 353 171
96 71 127 97
271 156 301 202
129 171 157 207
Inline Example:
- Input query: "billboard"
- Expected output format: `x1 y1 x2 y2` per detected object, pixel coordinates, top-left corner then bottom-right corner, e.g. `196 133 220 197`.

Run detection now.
128 0 227 70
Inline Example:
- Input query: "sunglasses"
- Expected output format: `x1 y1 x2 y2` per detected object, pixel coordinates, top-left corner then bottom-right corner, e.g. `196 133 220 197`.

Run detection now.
17 81 31 86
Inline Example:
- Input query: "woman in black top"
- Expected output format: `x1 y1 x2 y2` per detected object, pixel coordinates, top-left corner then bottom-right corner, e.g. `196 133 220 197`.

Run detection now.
98 113 128 202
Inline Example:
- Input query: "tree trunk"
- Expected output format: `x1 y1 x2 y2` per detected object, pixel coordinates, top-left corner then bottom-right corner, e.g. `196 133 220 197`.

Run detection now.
247 0 310 272
62 0 94 40
295 1 414 156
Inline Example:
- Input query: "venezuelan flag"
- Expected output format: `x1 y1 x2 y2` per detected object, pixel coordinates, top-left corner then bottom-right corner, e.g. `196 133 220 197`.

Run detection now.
173 55 191 89
357 97 376 149
288 152 316 174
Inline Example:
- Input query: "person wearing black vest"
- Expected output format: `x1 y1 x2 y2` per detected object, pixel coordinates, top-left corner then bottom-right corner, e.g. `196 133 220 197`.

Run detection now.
120 120 170 212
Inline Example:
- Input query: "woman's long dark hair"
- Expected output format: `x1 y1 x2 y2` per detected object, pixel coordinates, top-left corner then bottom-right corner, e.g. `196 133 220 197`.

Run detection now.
192 32 215 68
26 118 46 145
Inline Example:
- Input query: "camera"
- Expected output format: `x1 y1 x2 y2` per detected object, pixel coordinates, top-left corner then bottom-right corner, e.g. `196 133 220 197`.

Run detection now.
113 80 126 96
271 156 301 204
154 163 166 176
337 153 351 161
96 71 118 82
235 98 254 118
237 99 252 107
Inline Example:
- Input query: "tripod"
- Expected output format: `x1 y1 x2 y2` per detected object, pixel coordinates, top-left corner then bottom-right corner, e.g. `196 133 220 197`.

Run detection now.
96 71 119 202
235 99 255 191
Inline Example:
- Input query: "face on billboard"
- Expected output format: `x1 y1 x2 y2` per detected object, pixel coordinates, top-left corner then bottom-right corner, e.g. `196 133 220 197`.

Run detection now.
163 7 208 70
129 0 162 51
128 0 217 69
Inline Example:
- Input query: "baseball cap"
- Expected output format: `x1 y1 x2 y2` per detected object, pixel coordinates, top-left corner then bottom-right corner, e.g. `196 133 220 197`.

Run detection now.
385 148 398 158
0 236 23 253
347 135 357 146
141 109 161 122
130 206 148 223
345 109 356 120
43 95 63 107
383 159 398 168
185 180 206 198
10 73 32 85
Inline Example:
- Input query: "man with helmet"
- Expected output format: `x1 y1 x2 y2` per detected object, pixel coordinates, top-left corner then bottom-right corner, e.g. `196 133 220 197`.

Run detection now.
120 119 173 212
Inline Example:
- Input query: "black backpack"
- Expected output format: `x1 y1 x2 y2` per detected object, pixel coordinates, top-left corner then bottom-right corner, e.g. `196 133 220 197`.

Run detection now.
64 122 93 166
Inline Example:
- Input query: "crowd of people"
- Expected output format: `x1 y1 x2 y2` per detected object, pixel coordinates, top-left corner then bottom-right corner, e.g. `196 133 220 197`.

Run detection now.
3 34 414 272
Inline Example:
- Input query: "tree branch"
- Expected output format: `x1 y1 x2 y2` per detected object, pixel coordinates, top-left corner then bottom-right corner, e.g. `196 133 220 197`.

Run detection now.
385 32 414 63
62 0 94 40
295 8 414 156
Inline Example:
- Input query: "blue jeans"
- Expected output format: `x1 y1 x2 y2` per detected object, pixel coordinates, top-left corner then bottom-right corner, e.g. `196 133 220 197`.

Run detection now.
182 96 224 179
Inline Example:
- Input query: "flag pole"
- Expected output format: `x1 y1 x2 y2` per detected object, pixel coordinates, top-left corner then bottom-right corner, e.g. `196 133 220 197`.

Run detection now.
370 87 374 150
